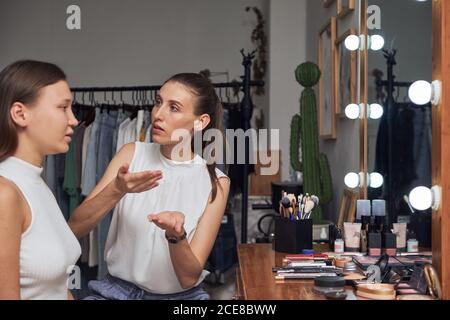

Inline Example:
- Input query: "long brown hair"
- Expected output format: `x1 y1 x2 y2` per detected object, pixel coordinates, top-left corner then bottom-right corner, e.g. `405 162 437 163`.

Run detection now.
164 73 226 202
0 60 67 162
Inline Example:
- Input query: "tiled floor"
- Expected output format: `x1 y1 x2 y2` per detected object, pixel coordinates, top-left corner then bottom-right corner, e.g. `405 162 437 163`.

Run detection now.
203 266 238 300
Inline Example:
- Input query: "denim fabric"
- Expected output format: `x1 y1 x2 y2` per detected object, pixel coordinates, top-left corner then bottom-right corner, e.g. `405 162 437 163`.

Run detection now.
96 110 118 280
84 274 210 300
81 108 101 197
44 154 70 220
111 110 129 155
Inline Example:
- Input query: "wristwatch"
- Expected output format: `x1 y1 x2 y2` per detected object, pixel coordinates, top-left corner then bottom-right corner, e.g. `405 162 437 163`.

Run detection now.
165 230 187 244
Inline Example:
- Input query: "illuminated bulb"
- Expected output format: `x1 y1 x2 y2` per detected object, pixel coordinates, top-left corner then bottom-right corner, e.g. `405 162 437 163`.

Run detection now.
369 172 383 188
344 172 360 189
409 81 431 105
409 186 433 211
345 35 360 51
408 80 441 106
345 103 361 119
369 35 385 51
369 104 384 119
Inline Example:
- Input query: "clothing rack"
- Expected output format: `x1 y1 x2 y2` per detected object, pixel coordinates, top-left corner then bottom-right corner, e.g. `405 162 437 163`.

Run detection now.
374 49 430 225
71 50 264 244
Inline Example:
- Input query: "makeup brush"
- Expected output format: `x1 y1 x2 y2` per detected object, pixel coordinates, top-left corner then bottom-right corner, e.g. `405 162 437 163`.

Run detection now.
311 195 319 206
403 195 415 214
303 200 316 220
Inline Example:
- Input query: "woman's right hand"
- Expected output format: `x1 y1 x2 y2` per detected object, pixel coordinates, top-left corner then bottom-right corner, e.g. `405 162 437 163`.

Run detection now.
113 163 162 194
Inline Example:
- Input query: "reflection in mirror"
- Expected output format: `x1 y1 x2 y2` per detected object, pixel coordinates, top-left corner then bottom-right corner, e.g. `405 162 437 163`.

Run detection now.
367 0 432 247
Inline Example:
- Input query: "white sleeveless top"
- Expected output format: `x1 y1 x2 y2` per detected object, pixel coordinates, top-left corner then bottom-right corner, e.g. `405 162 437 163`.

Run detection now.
105 142 228 294
0 157 81 300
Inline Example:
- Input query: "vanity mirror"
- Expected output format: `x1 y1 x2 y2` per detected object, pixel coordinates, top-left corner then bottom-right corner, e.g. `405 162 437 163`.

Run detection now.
364 0 432 247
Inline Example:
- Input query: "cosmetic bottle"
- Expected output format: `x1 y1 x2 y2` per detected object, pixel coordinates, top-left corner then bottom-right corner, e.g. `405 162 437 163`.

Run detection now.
382 231 397 256
368 232 382 256
357 200 371 253
372 200 386 233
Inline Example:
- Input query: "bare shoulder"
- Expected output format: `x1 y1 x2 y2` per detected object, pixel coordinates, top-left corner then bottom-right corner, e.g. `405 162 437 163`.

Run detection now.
115 142 136 164
0 177 25 224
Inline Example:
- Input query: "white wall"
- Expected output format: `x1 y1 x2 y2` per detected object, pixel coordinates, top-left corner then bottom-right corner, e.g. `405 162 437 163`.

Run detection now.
0 0 269 121
304 0 361 221
268 0 308 182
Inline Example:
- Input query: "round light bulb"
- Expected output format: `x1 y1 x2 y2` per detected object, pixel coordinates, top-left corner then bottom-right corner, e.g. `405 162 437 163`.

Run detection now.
344 172 360 189
345 35 360 51
369 104 384 119
345 104 360 119
369 172 384 188
408 80 432 105
370 35 385 51
409 186 433 211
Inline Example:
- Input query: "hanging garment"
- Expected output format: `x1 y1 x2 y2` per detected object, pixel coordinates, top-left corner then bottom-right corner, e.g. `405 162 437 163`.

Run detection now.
81 124 92 189
123 117 138 146
44 154 70 220
222 103 255 197
63 123 86 215
95 109 119 280
116 118 131 153
112 110 130 155
136 110 145 141
81 108 101 197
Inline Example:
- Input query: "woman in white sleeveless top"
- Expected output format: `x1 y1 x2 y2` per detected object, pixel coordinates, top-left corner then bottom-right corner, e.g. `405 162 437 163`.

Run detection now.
69 74 230 299
0 60 81 299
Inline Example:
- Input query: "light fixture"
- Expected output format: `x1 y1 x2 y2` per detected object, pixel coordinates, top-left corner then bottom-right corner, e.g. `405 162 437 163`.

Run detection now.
345 103 361 119
344 172 383 189
408 80 442 106
369 172 383 188
345 34 385 51
409 186 441 211
344 172 361 189
345 103 384 120
368 103 384 119
345 35 361 51
369 35 385 51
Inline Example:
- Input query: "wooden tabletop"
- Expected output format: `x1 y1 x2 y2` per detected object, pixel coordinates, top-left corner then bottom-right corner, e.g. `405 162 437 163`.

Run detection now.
236 243 357 300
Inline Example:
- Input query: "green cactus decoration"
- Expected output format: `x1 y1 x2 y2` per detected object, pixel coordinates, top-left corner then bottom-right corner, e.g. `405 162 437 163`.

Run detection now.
290 62 333 223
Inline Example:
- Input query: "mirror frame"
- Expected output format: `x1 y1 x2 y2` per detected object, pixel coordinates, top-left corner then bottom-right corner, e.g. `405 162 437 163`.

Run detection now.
360 0 450 299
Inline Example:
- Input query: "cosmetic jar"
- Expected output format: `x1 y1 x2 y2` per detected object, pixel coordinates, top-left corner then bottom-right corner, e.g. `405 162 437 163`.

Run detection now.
407 239 419 253
314 276 345 295
343 262 358 275
334 239 344 253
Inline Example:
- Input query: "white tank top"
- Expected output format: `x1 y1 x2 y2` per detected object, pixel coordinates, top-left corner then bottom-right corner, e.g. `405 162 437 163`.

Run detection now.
0 157 81 300
105 142 228 294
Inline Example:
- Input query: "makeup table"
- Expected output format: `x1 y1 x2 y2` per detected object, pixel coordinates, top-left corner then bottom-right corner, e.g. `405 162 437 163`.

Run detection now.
235 243 358 300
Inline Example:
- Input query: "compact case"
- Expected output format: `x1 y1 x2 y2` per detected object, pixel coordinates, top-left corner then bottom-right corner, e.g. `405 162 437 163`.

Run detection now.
314 276 346 295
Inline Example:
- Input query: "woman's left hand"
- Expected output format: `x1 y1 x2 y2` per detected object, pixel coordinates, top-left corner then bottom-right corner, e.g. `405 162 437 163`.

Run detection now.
148 211 185 237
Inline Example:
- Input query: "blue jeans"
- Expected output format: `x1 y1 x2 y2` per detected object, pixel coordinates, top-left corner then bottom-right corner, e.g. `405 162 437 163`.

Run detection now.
81 108 101 197
84 274 210 300
111 110 130 155
96 110 119 280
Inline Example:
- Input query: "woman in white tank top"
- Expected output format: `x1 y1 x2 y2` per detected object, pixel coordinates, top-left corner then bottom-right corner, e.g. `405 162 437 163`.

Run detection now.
69 73 230 299
0 60 81 299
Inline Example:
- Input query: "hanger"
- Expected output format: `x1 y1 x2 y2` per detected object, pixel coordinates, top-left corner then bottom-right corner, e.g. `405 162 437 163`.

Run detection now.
129 90 138 120
225 86 232 104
